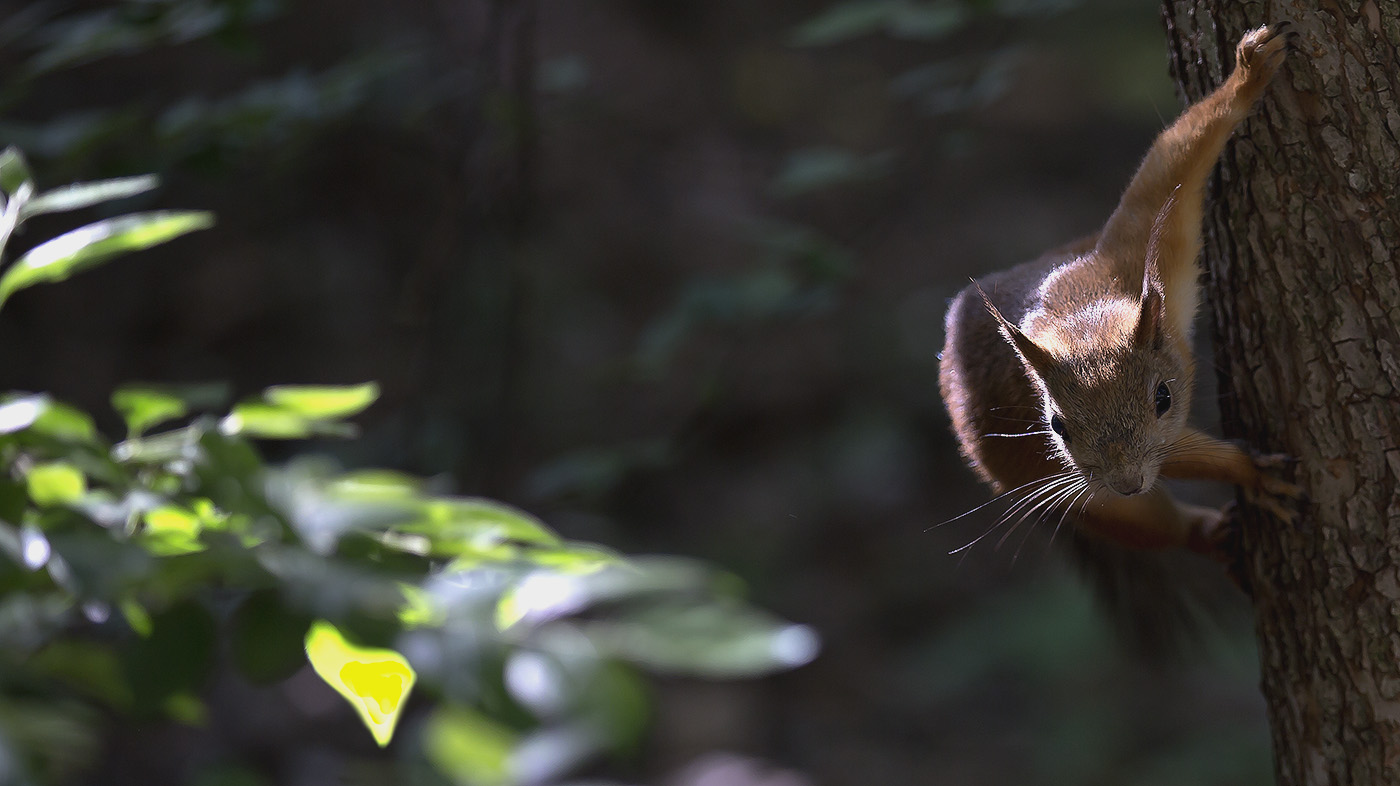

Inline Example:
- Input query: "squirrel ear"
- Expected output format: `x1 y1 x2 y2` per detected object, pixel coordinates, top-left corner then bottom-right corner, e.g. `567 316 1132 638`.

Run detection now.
1136 190 1176 351
1135 281 1166 350
977 283 1055 376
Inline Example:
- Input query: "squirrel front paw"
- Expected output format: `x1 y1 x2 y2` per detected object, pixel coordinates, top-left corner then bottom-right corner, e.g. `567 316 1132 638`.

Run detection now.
1244 451 1305 523
1235 22 1294 89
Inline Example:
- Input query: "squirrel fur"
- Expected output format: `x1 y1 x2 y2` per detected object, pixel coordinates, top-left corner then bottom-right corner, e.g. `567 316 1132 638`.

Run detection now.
939 23 1303 566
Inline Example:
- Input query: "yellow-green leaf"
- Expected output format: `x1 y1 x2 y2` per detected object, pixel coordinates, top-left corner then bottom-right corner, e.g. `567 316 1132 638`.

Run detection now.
27 462 86 506
423 705 516 786
142 505 205 555
305 620 416 747
263 383 380 420
121 598 153 637
112 386 188 437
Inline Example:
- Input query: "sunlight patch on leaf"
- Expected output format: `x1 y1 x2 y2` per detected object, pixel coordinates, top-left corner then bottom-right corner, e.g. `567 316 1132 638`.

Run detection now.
262 383 380 421
305 620 416 747
141 505 205 555
21 175 159 219
0 211 214 310
26 462 86 506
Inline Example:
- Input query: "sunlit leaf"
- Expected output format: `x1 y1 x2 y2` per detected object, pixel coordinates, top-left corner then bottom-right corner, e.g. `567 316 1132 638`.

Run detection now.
30 400 98 443
0 211 214 309
409 498 561 554
397 582 445 629
20 175 159 219
141 505 205 555
423 705 517 786
496 558 700 631
305 620 416 747
112 386 188 437
331 470 423 501
0 147 33 195
27 462 86 506
262 383 380 420
220 401 357 439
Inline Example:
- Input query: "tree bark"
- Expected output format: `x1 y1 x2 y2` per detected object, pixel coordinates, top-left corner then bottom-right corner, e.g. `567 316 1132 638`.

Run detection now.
1162 2 1400 783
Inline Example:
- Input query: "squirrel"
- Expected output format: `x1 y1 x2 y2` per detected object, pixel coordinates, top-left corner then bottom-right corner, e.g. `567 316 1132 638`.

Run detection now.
938 23 1303 567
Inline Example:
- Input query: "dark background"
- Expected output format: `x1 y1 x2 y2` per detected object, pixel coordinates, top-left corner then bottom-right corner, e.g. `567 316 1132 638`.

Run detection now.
0 1 1271 784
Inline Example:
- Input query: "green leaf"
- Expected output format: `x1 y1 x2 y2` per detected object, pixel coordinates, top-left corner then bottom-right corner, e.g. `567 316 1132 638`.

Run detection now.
220 402 350 439
584 604 821 678
112 386 188 437
120 599 153 637
20 175 159 219
26 462 87 506
220 384 375 439
141 505 205 555
305 620 415 747
423 705 517 786
418 498 560 548
29 401 98 444
262 383 380 420
0 147 33 195
0 211 214 310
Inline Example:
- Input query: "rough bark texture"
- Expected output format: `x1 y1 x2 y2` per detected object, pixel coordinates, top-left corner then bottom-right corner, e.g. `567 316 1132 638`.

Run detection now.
1162 2 1400 783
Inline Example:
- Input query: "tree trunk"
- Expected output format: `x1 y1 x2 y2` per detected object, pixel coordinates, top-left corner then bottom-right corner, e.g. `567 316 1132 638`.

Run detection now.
1161 2 1400 783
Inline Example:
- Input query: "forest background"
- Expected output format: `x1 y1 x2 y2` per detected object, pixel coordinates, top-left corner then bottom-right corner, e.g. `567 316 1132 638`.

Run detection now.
0 1 1272 784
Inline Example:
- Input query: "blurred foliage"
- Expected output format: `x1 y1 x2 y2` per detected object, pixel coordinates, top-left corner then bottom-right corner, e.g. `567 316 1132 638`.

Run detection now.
0 0 415 177
0 154 817 785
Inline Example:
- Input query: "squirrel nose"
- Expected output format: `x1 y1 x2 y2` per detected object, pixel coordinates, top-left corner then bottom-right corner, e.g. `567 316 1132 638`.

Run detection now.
1107 471 1147 495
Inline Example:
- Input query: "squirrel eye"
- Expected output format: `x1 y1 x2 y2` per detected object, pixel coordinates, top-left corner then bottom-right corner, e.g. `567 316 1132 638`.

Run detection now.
1155 382 1172 417
1049 413 1068 441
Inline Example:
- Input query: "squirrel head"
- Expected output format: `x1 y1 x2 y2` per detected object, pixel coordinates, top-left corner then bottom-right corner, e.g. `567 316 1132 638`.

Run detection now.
979 254 1192 497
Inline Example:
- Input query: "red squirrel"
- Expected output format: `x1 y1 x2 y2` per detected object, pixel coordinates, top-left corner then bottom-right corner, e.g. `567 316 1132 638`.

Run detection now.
939 23 1303 564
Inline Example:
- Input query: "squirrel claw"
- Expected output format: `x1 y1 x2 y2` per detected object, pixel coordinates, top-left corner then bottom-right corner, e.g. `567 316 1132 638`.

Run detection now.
1236 23 1292 84
1246 451 1305 523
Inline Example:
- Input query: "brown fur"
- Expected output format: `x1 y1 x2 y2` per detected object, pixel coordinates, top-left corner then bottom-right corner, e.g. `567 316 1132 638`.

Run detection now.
939 24 1301 556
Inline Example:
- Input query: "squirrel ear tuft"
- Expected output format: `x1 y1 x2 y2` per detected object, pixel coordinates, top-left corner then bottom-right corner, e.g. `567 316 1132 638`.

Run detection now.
1136 189 1176 350
977 283 1055 376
